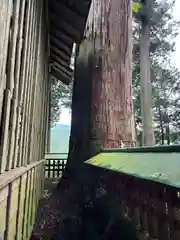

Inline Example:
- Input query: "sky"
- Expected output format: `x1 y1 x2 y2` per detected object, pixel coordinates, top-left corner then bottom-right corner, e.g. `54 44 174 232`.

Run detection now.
58 0 180 125
58 107 71 125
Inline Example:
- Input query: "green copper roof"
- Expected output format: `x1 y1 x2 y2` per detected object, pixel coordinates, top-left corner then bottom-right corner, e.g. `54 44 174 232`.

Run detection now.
85 150 180 188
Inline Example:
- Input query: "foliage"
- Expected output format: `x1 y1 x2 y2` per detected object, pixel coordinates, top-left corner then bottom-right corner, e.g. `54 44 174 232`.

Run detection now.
50 77 72 126
132 2 142 13
50 40 93 126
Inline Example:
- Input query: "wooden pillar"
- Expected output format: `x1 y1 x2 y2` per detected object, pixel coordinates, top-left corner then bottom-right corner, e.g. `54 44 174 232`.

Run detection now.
46 80 51 153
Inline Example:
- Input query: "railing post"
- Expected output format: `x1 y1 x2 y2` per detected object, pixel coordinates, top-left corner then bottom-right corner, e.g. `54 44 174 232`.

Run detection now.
44 153 67 179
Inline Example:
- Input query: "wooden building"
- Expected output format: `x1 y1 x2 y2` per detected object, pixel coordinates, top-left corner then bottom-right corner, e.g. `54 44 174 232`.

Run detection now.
0 0 91 239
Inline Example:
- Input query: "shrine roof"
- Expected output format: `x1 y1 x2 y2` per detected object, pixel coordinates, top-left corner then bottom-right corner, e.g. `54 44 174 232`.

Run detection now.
85 145 180 188
48 0 91 85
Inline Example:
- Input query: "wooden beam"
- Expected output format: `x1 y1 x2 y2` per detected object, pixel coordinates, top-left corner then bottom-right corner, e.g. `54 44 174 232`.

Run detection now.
56 0 90 19
49 0 84 32
50 45 70 63
50 28 73 48
52 61 73 78
50 35 72 56
51 66 71 85
50 27 73 48
49 12 81 43
51 54 70 69
49 23 75 45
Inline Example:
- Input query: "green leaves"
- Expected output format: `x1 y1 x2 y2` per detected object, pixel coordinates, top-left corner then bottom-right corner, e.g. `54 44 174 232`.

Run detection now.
132 2 142 13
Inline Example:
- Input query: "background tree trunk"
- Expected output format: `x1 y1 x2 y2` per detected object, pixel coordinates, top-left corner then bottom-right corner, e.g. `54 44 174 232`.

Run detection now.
140 21 154 146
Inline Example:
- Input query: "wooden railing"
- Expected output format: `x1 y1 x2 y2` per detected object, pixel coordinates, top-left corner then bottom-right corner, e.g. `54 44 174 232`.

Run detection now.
45 153 67 179
0 160 45 239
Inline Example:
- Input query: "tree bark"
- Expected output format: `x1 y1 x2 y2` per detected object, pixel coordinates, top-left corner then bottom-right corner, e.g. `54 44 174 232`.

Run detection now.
67 0 135 167
140 20 154 146
67 42 94 167
90 0 135 152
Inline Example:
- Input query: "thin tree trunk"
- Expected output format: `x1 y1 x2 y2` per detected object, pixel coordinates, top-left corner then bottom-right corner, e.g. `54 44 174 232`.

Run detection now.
164 112 170 145
166 123 170 145
140 20 154 146
158 107 164 145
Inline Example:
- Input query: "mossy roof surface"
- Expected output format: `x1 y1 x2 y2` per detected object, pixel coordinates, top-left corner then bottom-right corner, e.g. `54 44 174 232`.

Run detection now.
85 152 180 188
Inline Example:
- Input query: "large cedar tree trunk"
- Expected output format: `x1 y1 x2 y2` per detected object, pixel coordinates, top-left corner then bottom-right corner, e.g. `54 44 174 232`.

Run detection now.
67 0 135 167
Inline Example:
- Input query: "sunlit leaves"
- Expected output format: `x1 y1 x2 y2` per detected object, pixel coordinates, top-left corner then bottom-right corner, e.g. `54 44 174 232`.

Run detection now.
132 2 142 13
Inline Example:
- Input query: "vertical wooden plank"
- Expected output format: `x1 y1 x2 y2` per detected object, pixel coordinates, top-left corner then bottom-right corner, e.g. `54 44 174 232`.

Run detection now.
22 171 31 239
35 166 40 207
53 160 56 178
15 173 27 240
16 0 32 167
0 0 13 174
24 0 39 165
7 0 21 90
6 98 17 170
31 167 37 226
21 0 36 166
5 178 20 240
27 169 34 237
0 0 7 123
0 186 9 237
20 0 35 166
48 160 50 179
62 160 65 176
8 0 26 170
29 0 43 165
57 159 60 178
41 161 45 194
34 166 38 209
0 0 12 124
13 0 26 102
0 89 12 173
12 106 21 168
0 0 6 79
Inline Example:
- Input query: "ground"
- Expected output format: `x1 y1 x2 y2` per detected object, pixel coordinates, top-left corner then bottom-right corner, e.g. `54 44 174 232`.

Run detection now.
31 174 149 240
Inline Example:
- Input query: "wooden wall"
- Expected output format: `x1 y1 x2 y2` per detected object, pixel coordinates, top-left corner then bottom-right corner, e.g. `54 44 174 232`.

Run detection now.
0 0 49 239
0 0 49 173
